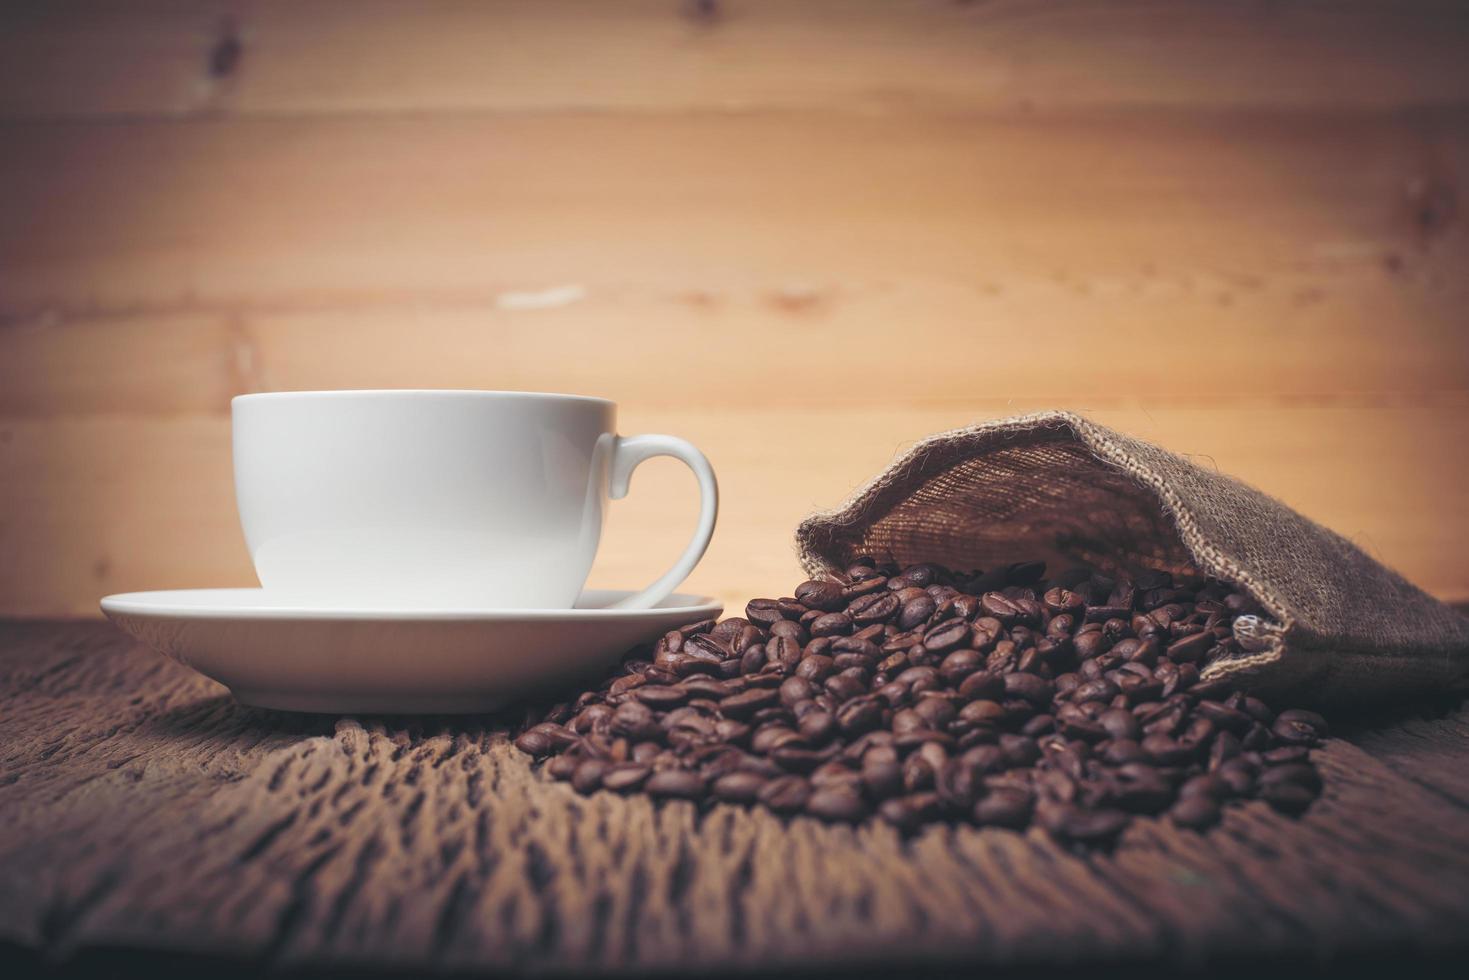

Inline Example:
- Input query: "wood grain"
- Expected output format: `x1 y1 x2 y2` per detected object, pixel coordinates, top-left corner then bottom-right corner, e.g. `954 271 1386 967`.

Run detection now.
4 276 1469 417
2 1 1468 119
3 110 1465 318
5 402 1467 618
1 621 1467 971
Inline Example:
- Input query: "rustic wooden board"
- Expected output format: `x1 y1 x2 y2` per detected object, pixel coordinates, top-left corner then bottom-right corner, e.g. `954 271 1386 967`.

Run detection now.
3 110 1465 318
4 402 1469 618
5 277 1469 417
1 620 1467 973
3 0 1468 119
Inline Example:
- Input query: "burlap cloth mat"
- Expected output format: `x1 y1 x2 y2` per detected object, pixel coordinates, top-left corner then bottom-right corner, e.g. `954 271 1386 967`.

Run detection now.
796 410 1469 706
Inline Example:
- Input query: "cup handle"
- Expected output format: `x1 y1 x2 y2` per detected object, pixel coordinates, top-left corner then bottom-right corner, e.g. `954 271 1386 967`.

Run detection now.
606 434 718 610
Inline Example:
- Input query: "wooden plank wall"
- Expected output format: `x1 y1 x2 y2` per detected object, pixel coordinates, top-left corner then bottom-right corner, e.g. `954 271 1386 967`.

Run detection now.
1 0 1467 617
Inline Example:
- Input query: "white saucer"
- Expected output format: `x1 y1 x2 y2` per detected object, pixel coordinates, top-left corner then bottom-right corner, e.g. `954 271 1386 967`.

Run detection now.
100 589 722 714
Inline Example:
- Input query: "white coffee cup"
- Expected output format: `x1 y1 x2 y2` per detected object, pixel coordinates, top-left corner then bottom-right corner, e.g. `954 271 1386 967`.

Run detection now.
232 390 717 610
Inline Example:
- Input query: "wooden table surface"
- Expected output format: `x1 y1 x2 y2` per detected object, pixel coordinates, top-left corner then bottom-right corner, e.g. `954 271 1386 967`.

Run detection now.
3 620 1469 977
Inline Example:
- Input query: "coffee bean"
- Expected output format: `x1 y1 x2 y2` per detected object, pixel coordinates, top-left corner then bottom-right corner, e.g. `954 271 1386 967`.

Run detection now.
1240 696 1275 724
750 725 802 754
634 686 688 709
1176 773 1224 798
849 591 900 625
1041 802 1130 844
795 580 846 613
738 645 768 675
957 670 1003 701
1272 708 1328 744
824 670 868 702
1084 605 1132 625
923 619 971 654
1141 733 1197 766
514 728 556 757
842 583 887 610
771 745 832 773
836 696 884 736
1195 699 1253 733
898 595 937 631
719 688 778 719
1241 721 1273 750
664 707 716 736
744 598 785 628
681 676 731 699
972 788 1033 828
712 771 766 803
861 760 903 800
679 618 716 638
1097 738 1145 766
1073 678 1119 703
1223 592 1261 615
890 707 925 736
684 632 731 660
1109 766 1173 814
936 756 984 810
778 676 814 707
858 739 898 766
1169 794 1222 829
709 619 748 642
571 703 614 734
664 652 720 677
901 753 936 793
998 733 1041 767
601 763 651 792
958 699 1006 727
1043 587 1085 616
762 635 798 672
1187 677 1235 702
516 561 1327 843
545 753 579 780
1260 781 1316 814
799 710 838 744
807 787 868 822
1015 712 1052 737
878 792 942 832
1003 673 1054 707
609 672 649 696
645 769 705 799
979 592 1021 622
912 696 957 729
896 664 940 689
1259 763 1323 794
939 649 984 686
794 655 835 683
805 758 855 786
1216 760 1257 796
1099 707 1140 741
832 648 879 674
1207 729 1242 769
758 774 812 813
571 759 607 794
1165 631 1213 664
810 613 854 638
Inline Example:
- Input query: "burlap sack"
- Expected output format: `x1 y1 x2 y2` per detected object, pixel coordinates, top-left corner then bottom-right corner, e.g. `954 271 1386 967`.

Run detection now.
795 411 1469 706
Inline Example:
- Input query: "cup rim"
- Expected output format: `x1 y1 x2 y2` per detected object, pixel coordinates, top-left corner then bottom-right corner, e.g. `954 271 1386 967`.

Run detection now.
232 388 614 407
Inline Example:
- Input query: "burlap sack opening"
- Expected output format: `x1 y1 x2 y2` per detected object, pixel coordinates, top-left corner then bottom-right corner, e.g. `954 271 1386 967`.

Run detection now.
795 411 1469 706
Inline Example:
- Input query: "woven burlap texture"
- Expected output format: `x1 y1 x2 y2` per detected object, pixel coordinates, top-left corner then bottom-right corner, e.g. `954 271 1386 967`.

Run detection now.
795 411 1469 706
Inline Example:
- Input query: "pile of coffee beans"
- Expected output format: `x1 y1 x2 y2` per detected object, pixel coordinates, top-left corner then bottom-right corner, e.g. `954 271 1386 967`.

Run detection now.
515 559 1327 844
